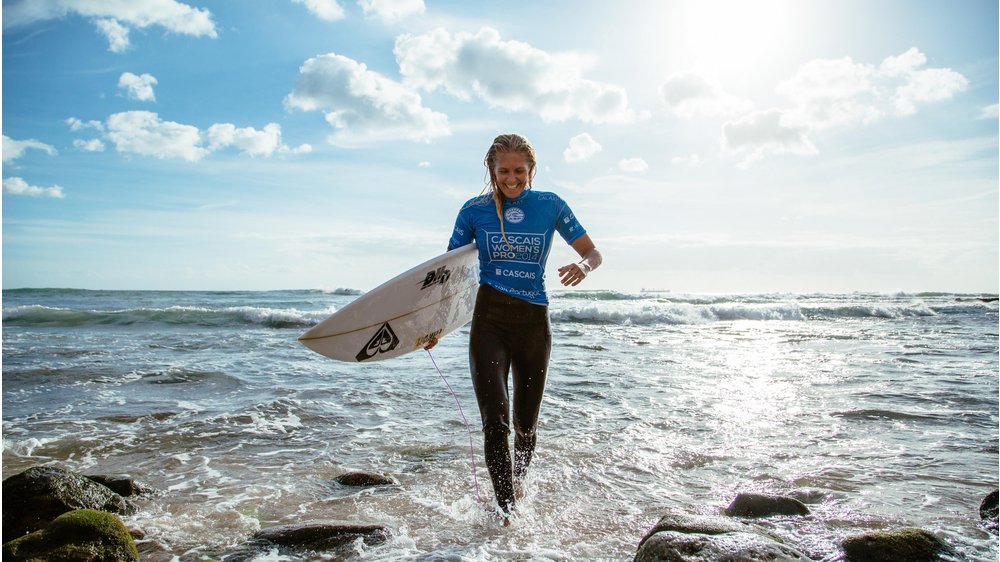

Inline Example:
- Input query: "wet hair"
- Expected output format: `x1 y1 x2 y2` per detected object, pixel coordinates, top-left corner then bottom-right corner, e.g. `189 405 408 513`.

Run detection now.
481 133 537 248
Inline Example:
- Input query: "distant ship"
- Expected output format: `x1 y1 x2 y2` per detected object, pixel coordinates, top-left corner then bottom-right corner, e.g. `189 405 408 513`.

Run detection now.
640 288 671 293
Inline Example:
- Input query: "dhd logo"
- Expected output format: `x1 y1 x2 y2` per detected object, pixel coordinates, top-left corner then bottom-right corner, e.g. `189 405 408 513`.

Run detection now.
420 265 451 290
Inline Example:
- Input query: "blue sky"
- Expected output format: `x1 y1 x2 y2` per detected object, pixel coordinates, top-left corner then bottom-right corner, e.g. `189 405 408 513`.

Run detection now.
3 0 997 292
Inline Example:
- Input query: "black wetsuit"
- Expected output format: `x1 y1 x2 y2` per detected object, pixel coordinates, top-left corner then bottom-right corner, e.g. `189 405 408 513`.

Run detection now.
469 284 551 512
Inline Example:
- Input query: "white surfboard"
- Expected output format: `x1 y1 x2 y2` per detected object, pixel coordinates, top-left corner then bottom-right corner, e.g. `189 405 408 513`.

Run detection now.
299 243 480 362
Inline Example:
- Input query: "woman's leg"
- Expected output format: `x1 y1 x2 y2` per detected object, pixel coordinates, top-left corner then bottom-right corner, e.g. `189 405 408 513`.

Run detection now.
469 303 516 513
510 315 551 480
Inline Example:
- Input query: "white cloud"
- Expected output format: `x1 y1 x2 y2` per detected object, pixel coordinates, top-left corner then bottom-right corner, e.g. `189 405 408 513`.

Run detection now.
720 48 969 166
106 111 207 161
73 138 106 152
118 72 158 102
563 133 602 163
395 27 633 124
671 154 703 167
418 161 431 168
776 48 968 129
878 47 926 77
358 0 424 22
776 56 881 130
890 66 968 116
722 109 818 167
3 177 65 199
979 104 999 120
103 112 307 160
66 117 105 132
207 123 282 157
279 144 314 155
3 0 217 53
618 158 649 173
285 52 450 145
2 135 57 163
291 0 346 22
95 18 130 52
659 72 752 118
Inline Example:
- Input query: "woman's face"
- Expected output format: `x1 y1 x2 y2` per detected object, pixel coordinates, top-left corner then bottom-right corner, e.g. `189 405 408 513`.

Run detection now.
494 151 531 199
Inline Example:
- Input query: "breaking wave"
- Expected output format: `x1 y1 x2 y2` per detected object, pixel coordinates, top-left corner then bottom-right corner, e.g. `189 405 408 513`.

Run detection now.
2 305 328 329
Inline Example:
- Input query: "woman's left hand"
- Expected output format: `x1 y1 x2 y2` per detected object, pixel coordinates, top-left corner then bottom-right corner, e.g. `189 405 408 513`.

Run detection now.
558 262 589 286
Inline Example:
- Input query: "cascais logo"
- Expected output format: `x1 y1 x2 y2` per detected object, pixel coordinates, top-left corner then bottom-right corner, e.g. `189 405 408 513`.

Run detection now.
356 322 400 362
504 207 525 224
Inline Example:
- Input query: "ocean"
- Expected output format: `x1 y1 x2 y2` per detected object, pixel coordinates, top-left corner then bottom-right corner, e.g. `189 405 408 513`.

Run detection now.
2 288 998 561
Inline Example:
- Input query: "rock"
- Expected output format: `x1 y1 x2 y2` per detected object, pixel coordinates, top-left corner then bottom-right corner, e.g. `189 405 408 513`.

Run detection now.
724 493 810 518
254 522 391 551
638 513 766 544
333 471 397 487
840 527 951 562
3 466 136 539
634 512 810 562
128 526 146 540
2 509 139 562
86 475 155 497
980 489 999 521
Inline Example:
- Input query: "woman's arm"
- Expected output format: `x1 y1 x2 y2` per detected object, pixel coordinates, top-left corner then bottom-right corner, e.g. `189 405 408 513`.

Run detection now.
558 234 602 287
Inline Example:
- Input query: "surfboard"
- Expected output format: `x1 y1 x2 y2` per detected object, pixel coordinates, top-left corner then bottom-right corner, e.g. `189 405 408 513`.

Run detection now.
299 243 480 362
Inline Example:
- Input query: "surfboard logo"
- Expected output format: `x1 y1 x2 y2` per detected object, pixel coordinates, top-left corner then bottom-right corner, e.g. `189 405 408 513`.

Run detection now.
356 322 400 362
414 328 442 350
420 266 451 290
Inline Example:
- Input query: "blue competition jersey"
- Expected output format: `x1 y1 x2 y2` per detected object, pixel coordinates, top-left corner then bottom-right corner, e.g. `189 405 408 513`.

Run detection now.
447 189 587 305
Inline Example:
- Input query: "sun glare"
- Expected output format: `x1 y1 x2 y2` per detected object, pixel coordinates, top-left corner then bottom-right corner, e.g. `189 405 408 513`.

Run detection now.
658 0 810 79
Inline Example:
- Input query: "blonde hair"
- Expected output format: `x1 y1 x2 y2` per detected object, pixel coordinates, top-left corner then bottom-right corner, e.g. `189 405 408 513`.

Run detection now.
481 133 537 248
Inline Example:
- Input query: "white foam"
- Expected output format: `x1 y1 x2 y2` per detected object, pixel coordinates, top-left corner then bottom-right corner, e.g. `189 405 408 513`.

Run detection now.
3 437 54 456
245 548 295 562
549 301 805 325
176 400 205 412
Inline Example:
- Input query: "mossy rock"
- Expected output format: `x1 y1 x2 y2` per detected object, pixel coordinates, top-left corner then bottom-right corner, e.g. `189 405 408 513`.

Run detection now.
981 489 999 535
333 471 397 487
3 509 138 562
634 512 810 562
637 512 776 550
840 527 950 562
635 530 810 562
85 475 155 498
254 521 391 551
980 489 999 521
3 466 135 539
724 493 810 518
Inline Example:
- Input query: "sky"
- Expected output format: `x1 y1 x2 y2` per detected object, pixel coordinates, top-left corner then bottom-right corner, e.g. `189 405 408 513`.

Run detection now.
2 0 997 293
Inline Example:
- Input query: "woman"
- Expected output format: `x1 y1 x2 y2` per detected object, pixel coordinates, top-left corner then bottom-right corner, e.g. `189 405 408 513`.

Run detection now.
443 133 602 522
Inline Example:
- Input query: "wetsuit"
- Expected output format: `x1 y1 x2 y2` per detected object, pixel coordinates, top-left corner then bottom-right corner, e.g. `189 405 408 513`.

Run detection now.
448 189 586 512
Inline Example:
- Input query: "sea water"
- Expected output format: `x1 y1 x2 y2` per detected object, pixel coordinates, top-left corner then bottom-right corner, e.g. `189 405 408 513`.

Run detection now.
2 289 997 561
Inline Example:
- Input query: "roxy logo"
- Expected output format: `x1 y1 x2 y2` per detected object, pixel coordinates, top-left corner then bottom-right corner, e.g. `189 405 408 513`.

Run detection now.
420 265 451 289
356 322 399 362
504 207 525 224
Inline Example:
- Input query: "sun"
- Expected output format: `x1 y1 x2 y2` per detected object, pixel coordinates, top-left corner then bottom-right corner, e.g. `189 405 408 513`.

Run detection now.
655 0 813 80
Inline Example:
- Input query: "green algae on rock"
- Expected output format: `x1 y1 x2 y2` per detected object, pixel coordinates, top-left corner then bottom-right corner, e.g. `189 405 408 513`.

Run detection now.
3 509 138 562
840 527 952 562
